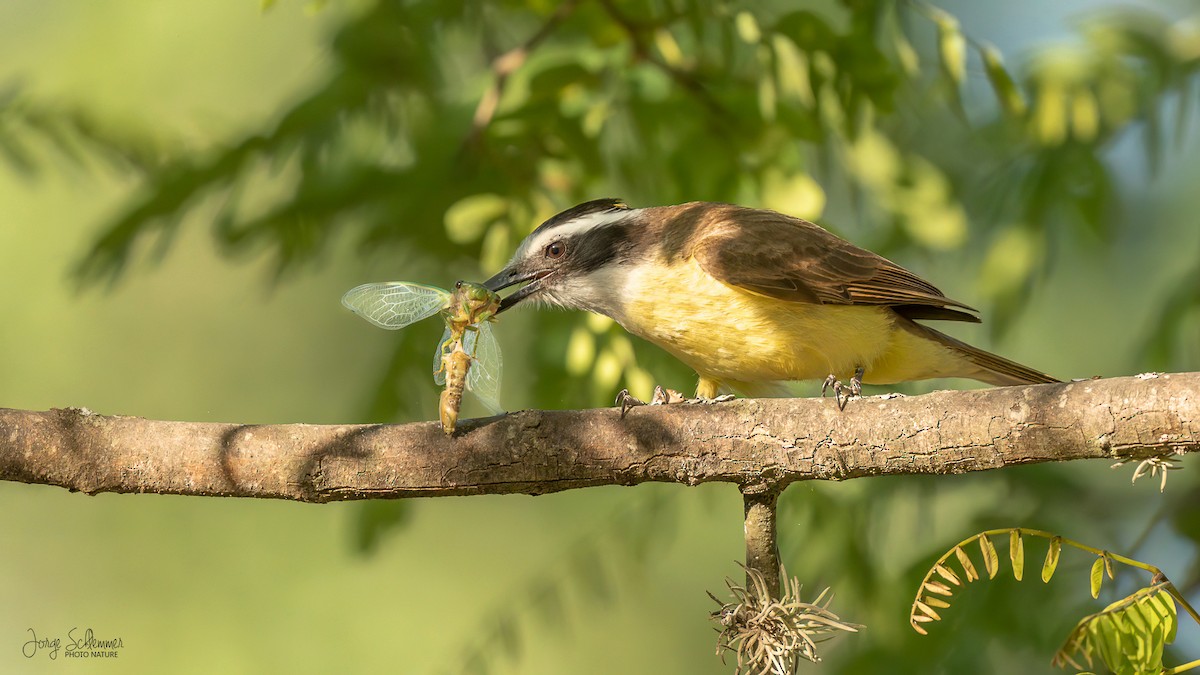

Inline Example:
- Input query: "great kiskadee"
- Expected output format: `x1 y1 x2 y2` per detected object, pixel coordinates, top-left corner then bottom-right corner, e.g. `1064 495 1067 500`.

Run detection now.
482 199 1058 403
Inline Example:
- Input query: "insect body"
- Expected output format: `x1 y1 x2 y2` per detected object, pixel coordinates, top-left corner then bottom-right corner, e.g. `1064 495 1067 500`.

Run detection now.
342 280 503 434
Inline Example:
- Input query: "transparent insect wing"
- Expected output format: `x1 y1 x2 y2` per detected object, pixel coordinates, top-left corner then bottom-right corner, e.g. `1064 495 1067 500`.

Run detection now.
466 322 503 414
341 282 448 330
433 326 453 386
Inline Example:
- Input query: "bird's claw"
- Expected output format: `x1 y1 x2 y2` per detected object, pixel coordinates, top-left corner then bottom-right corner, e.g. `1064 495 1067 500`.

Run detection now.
821 367 865 411
616 388 645 418
617 386 733 418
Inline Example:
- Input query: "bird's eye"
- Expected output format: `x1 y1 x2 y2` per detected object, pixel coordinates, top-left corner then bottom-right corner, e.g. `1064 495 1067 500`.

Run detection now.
544 241 566 259
454 280 463 289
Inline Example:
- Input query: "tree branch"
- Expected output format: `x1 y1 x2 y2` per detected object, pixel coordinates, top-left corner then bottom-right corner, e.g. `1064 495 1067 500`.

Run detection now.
742 488 781 596
1 373 1196 502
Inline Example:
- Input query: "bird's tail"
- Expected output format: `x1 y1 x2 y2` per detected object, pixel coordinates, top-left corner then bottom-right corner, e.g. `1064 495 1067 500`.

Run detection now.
909 323 1060 386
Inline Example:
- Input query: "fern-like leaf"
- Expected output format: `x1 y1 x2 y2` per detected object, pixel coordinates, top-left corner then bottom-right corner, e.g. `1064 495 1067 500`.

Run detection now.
1054 582 1178 674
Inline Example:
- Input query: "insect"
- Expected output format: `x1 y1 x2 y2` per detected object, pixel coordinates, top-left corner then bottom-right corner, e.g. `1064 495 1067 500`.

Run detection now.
341 280 503 435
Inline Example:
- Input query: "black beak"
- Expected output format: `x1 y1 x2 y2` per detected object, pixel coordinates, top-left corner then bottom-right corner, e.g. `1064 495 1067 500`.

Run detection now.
483 266 547 313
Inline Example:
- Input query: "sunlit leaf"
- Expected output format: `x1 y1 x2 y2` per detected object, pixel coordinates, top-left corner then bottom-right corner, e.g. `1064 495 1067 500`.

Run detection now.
1033 81 1069 145
934 563 962 586
1009 530 1024 581
979 535 999 579
1042 537 1061 583
915 600 941 621
1060 585 1178 675
982 44 1026 117
735 11 761 44
445 194 508 245
923 581 953 596
935 13 966 86
1070 88 1101 142
1091 557 1105 598
954 546 978 582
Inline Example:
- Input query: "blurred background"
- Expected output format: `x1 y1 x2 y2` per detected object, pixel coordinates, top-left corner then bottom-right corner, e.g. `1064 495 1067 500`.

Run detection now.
1 0 1198 672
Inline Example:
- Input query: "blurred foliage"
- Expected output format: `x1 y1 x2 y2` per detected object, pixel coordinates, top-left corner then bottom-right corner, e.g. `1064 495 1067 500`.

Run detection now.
6 0 1200 672
0 83 167 176
33 0 1196 387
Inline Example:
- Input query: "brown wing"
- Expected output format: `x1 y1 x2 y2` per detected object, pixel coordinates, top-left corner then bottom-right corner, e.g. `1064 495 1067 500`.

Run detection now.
689 205 979 322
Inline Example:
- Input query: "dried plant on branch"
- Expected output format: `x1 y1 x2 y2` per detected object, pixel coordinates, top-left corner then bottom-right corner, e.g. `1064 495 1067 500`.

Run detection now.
709 563 859 675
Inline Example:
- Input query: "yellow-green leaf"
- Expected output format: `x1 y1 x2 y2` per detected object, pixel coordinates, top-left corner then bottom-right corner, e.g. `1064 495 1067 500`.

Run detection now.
924 581 953 596
1042 537 1061 583
444 194 508 245
735 11 761 44
982 43 1026 117
979 535 999 579
934 563 962 586
954 546 978 582
936 14 966 86
1009 530 1024 581
1103 554 1115 580
924 597 951 609
1090 557 1105 598
915 600 941 621
1070 88 1100 141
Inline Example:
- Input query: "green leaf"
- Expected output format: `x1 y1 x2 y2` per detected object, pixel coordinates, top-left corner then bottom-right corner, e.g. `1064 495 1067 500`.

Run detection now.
1042 537 1061 583
979 535 999 579
444 194 508 245
915 600 941 621
954 546 978 582
935 13 966 86
981 43 1026 117
1009 530 1024 581
923 580 953 596
1090 557 1105 598
933 563 962 586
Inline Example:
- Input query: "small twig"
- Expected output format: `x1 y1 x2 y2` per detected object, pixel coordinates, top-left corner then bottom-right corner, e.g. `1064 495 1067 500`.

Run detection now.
467 0 581 141
595 0 732 121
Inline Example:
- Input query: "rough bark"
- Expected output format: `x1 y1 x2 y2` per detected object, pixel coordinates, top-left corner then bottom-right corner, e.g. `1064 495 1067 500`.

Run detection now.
0 373 1195 502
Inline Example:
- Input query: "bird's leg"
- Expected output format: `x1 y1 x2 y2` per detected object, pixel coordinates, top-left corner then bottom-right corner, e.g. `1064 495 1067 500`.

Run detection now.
691 377 735 405
821 366 865 411
688 393 736 404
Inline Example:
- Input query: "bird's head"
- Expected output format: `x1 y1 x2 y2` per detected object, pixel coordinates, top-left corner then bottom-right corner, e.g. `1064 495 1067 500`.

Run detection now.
483 198 640 314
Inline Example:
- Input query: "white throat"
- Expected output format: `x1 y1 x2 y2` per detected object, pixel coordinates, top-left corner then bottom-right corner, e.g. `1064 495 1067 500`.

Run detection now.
539 263 639 324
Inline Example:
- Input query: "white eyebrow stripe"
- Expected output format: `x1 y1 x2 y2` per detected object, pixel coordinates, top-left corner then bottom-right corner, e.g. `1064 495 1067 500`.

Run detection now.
518 208 641 259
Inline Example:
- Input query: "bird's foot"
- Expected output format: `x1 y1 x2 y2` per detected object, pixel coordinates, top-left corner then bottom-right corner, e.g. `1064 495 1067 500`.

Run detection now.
616 386 734 418
821 367 865 411
616 385 681 417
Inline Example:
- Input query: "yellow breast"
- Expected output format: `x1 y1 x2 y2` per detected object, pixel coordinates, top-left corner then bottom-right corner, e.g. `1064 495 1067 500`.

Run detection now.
613 258 967 387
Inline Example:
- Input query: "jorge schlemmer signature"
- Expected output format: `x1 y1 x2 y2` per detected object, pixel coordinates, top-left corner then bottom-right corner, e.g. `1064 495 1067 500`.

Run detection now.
22 628 124 660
